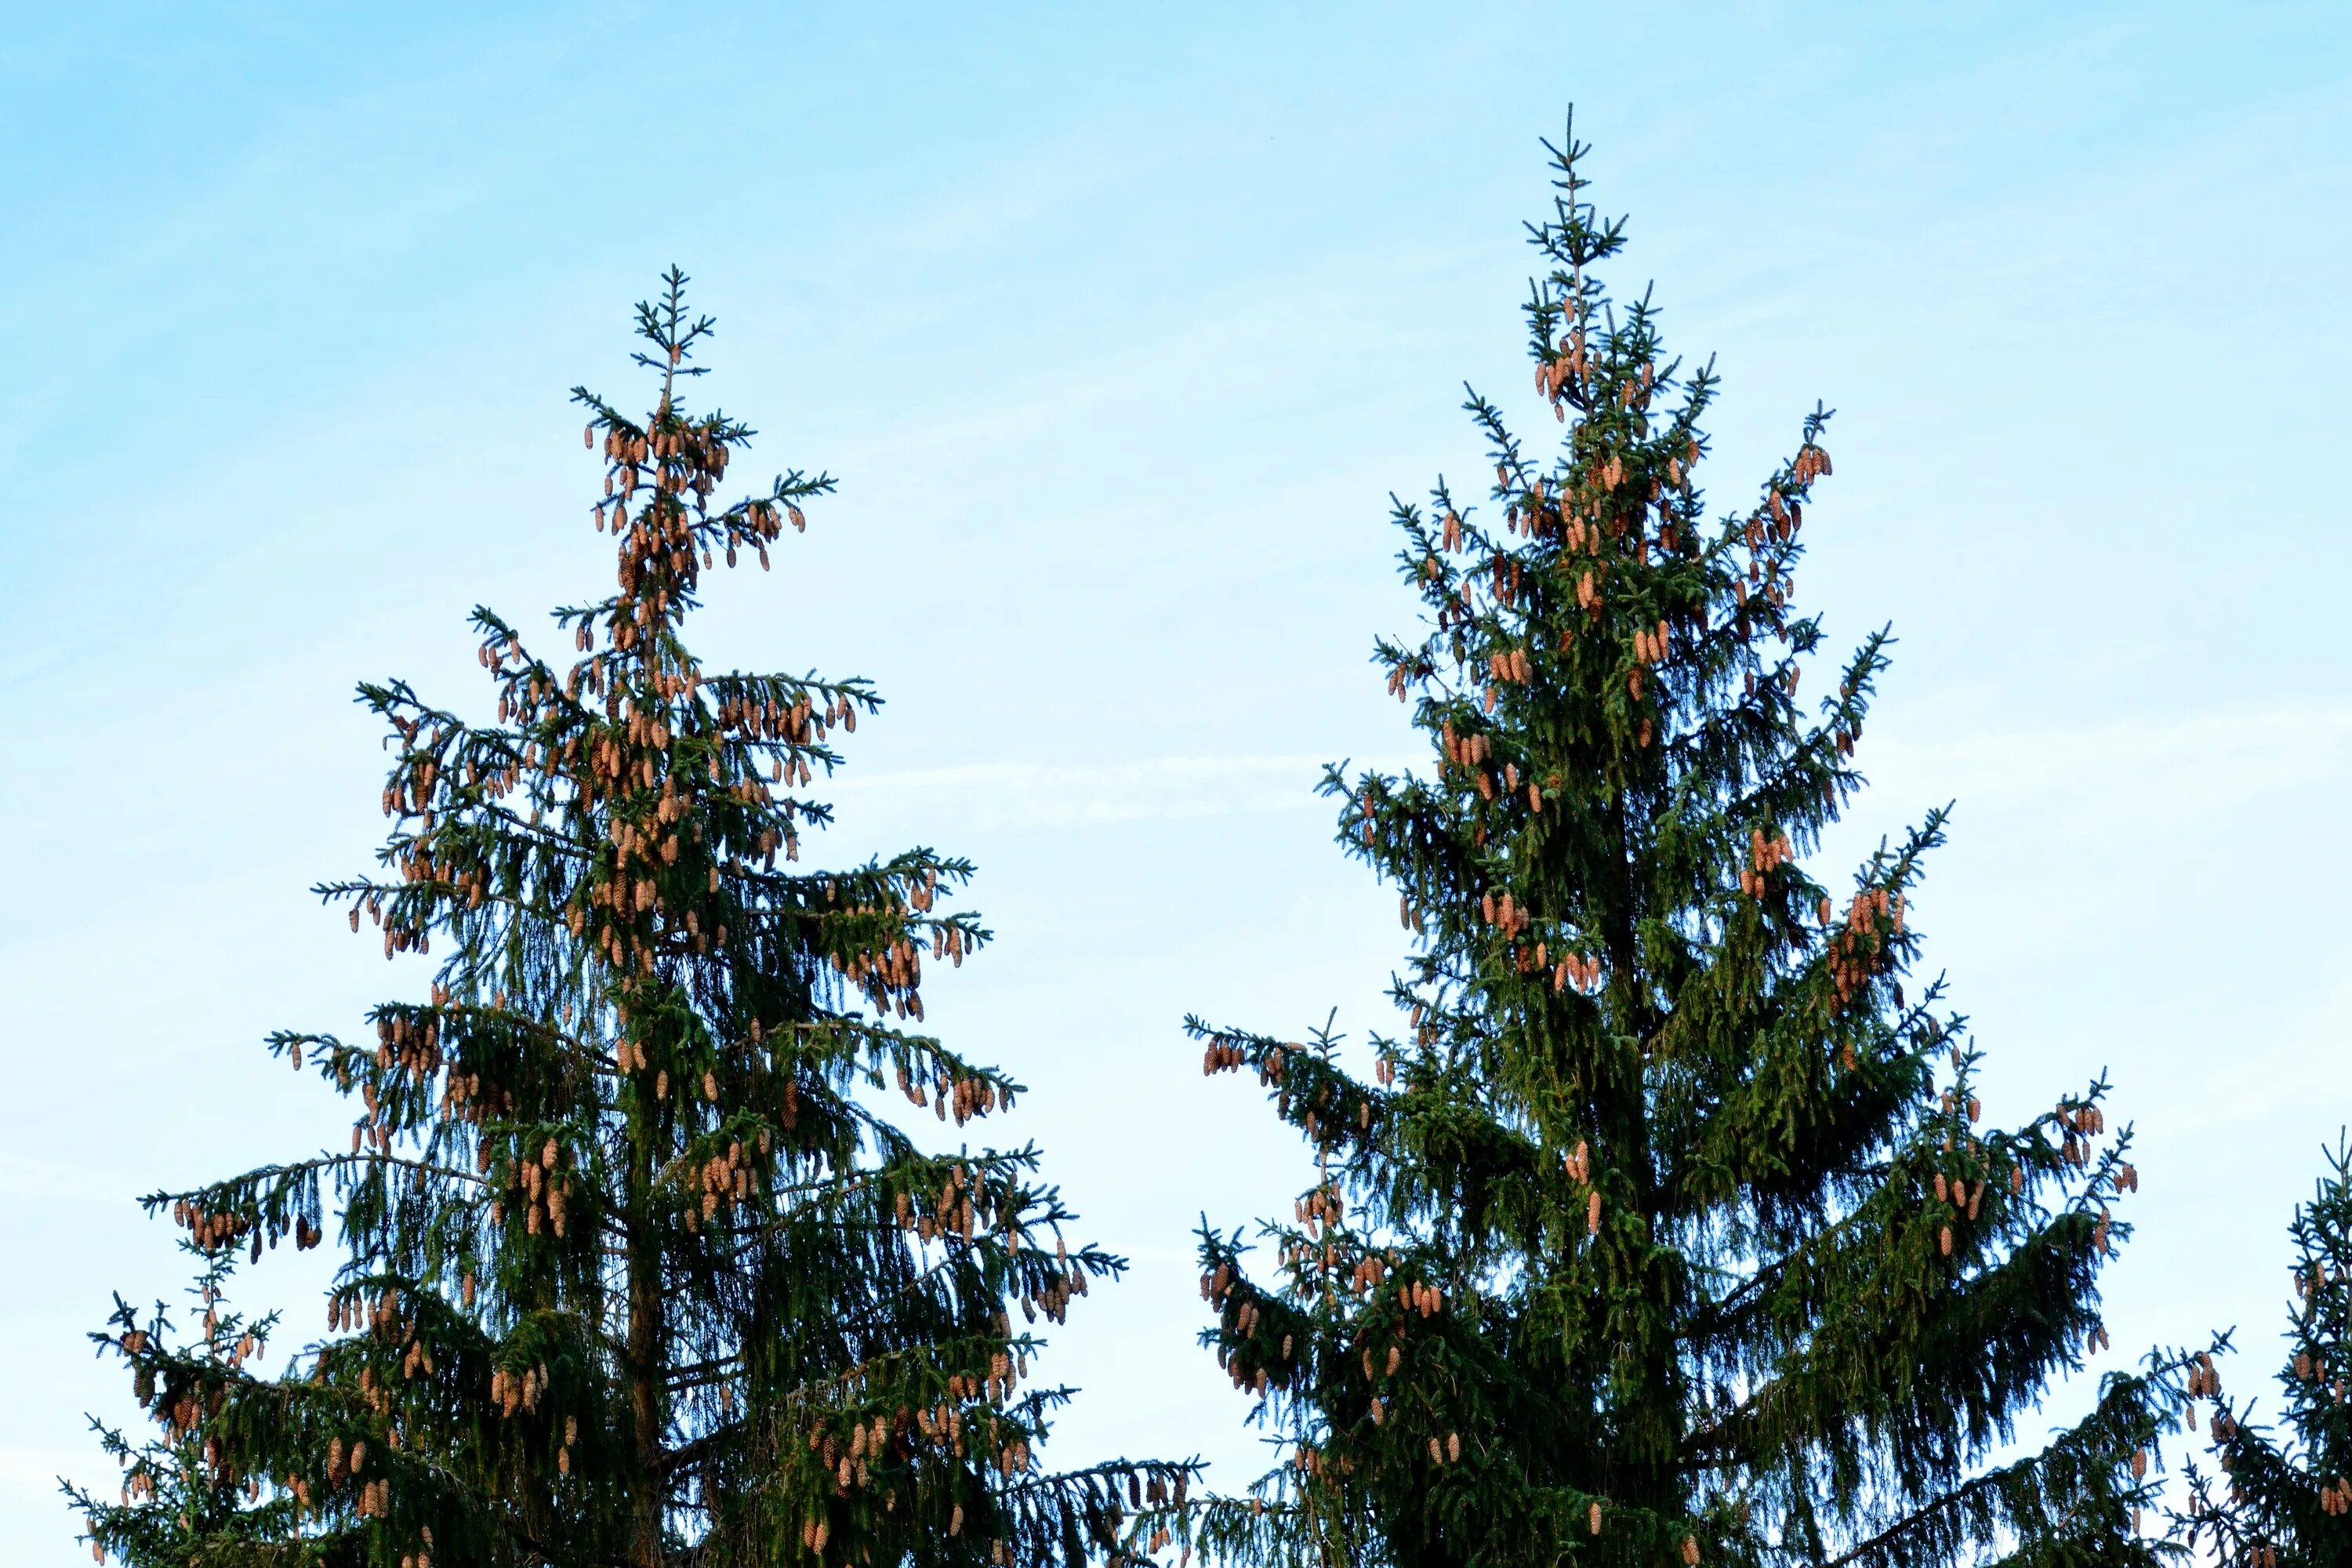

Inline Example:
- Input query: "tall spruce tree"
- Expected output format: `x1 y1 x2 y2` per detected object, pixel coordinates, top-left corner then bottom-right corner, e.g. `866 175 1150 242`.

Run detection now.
2169 1138 2352 1566
67 271 1187 1568
1174 126 2196 1568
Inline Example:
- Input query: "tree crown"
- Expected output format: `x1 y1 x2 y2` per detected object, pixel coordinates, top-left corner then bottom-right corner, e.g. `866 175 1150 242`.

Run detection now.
70 270 1188 1568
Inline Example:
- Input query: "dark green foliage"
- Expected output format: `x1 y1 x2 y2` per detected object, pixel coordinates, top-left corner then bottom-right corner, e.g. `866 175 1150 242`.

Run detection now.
67 272 1188 1568
1171 125 2192 1568
66 1255 307 1565
2172 1138 2352 1566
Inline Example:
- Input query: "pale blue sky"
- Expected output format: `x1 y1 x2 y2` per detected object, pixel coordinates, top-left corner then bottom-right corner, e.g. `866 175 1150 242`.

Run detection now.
5 4 2351 1559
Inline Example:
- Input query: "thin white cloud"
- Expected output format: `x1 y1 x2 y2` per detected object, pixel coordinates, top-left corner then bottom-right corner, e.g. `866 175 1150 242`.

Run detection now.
1867 702 2352 822
829 702 2352 841
0 1152 135 1206
831 754 1414 833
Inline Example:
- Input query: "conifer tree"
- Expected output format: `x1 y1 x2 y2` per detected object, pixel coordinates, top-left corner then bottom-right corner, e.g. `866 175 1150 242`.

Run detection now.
67 270 1187 1568
2169 1138 2352 1567
1174 126 2195 1568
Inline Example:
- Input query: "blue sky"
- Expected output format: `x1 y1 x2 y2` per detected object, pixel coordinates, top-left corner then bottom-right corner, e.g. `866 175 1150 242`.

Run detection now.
5 2 2351 1559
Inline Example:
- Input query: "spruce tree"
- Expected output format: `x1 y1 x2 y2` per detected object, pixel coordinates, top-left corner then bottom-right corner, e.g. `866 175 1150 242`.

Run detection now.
66 270 1187 1568
1175 126 2194 1568
2170 1138 2352 1566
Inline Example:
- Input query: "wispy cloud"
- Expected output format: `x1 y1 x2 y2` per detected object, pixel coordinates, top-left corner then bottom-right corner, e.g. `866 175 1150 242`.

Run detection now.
826 702 2352 842
1866 702 2352 823
832 754 1411 833
0 1152 135 1206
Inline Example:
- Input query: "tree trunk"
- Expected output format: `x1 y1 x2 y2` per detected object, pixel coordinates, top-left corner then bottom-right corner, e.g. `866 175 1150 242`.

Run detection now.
630 1149 666 1568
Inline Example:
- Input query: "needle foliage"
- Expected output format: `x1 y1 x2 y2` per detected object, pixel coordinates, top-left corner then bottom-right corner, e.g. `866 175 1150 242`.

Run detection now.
1174 124 2194 1568
68 272 1188 1568
2171 1138 2352 1567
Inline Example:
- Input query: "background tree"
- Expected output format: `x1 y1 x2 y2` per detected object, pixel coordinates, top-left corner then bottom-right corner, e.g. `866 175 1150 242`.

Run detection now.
2169 1138 2352 1567
67 270 1188 1568
65 1251 304 1564
1174 125 2195 1568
